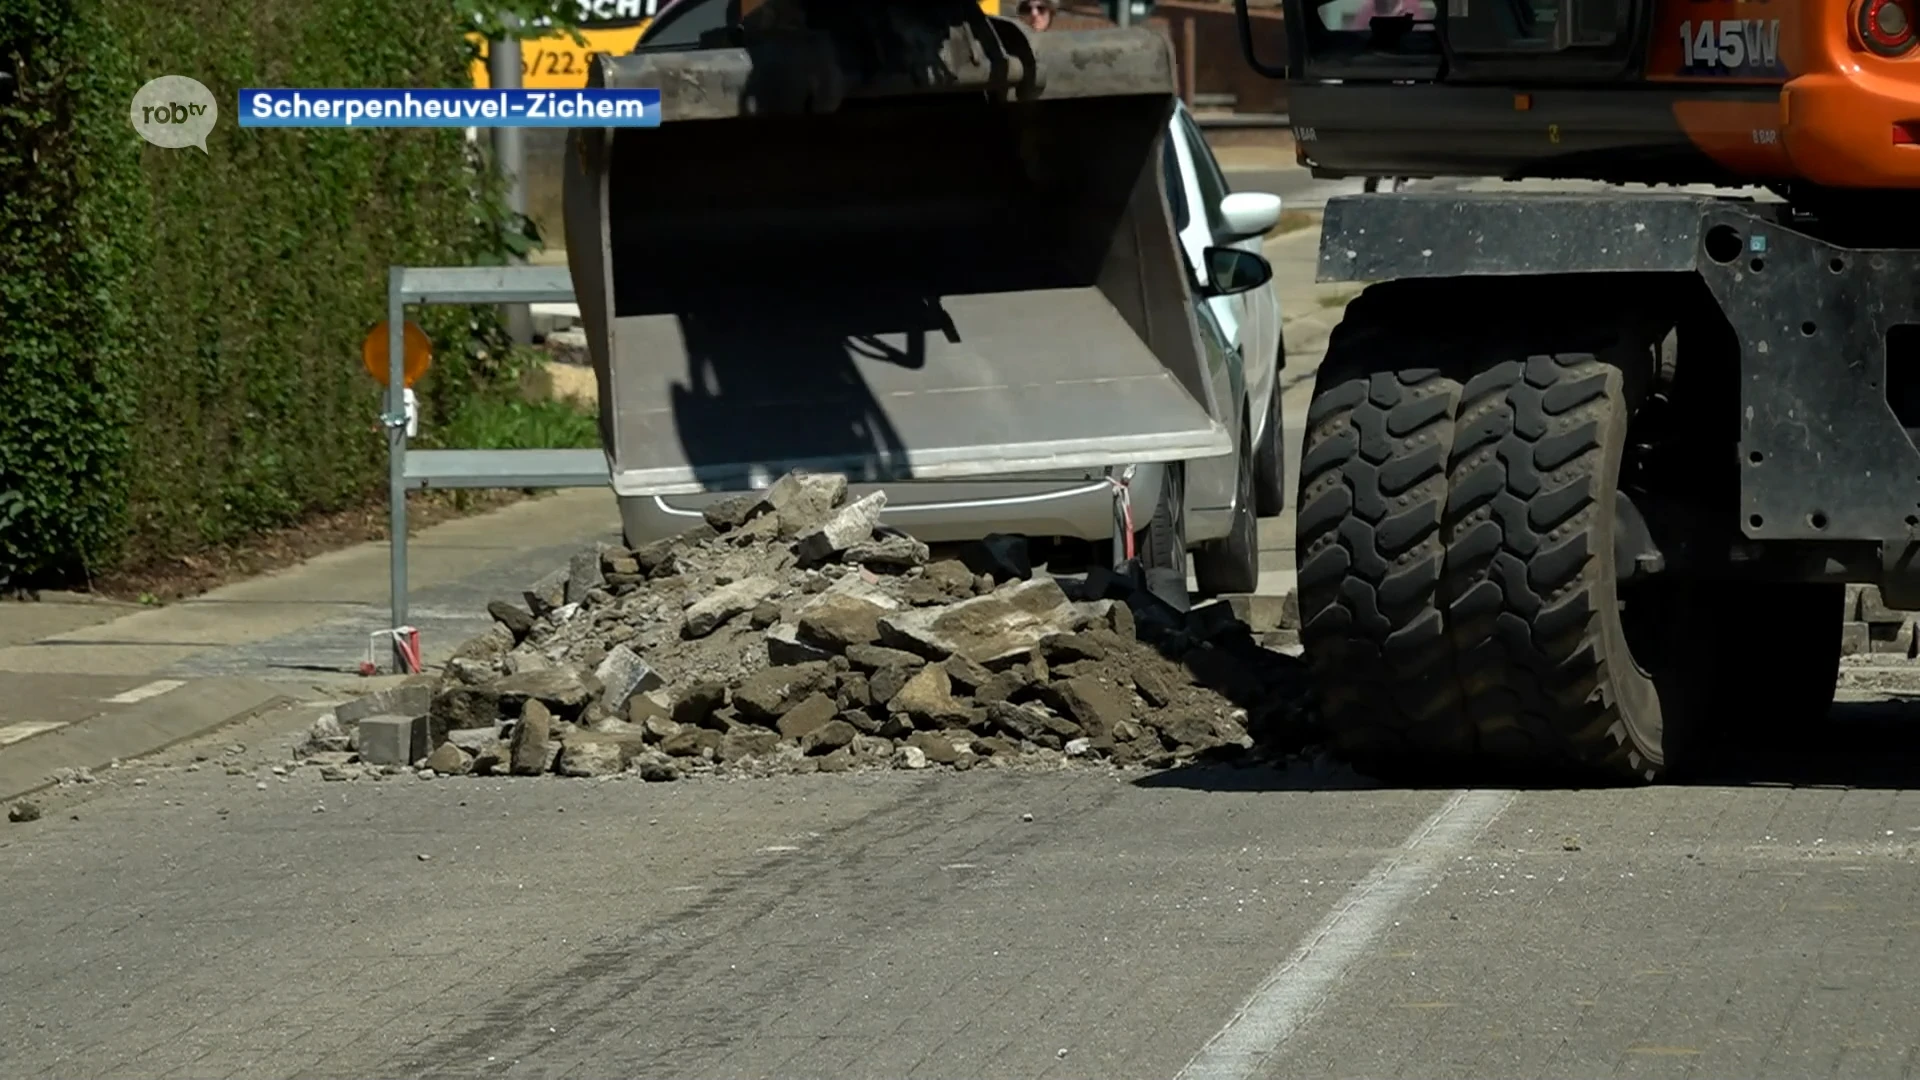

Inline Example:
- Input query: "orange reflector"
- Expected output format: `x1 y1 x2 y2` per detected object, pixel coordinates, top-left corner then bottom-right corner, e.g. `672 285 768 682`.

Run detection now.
1514 93 1533 111
361 319 433 388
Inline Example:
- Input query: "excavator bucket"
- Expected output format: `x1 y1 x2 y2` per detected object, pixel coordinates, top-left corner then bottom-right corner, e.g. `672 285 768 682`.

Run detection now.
563 1 1230 496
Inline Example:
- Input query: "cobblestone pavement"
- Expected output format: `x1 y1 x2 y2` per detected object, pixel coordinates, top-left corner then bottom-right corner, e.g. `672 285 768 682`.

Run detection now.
7 697 1920 1080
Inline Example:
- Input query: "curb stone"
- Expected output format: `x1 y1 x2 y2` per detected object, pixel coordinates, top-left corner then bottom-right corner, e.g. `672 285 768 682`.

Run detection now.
1842 584 1920 658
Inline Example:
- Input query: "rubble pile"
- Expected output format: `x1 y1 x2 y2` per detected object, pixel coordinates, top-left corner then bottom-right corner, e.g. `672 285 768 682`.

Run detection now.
302 471 1310 782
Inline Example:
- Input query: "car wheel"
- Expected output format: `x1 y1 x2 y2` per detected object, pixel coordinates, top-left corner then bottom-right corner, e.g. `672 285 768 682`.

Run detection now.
1133 464 1191 613
1193 415 1261 598
1251 345 1287 517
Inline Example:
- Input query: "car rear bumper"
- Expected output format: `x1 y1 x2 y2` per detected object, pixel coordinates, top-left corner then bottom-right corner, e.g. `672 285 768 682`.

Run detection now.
618 469 1171 548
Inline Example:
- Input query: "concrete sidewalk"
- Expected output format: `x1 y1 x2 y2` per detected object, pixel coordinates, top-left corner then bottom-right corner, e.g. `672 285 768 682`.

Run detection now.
0 490 624 800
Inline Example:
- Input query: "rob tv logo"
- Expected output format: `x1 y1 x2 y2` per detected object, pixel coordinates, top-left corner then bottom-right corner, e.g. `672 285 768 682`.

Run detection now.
129 75 218 153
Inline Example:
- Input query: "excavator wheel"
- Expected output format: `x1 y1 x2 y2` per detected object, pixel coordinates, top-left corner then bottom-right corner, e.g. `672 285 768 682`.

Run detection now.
1295 317 1476 774
1298 290 1685 783
1440 351 1669 781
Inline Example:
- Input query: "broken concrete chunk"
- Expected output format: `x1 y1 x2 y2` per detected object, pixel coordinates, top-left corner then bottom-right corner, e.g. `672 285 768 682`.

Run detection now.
1156 711 1221 751
704 494 760 533
835 671 872 711
797 593 889 653
795 491 887 566
776 693 839 740
752 471 850 537
889 665 974 728
524 567 570 616
767 622 836 666
972 669 1028 705
1049 630 1117 664
731 661 833 723
868 664 915 708
509 700 553 775
425 741 473 776
876 577 1077 665
844 644 927 673
593 644 664 714
429 686 501 744
504 649 550 675
683 575 780 639
845 534 929 571
906 730 966 765
446 657 501 686
801 719 859 756
492 667 600 720
661 727 723 758
940 654 994 695
485 598 535 642
556 732 647 777
567 550 606 605
923 560 977 598
670 681 728 729
720 728 780 762
1038 676 1129 741
1132 667 1175 708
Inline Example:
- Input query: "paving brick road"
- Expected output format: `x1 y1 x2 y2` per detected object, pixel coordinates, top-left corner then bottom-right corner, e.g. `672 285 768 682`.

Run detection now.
6 698 1920 1080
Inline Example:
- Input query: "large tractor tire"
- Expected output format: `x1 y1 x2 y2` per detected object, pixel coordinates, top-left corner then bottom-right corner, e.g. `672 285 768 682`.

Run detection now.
1296 290 1846 783
1440 353 1669 779
1295 322 1475 771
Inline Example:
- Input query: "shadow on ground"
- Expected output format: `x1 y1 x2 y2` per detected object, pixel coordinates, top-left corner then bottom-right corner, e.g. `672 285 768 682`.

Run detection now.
1133 692 1920 795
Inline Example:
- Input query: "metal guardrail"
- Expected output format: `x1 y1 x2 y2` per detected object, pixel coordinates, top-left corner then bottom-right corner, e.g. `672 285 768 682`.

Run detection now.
381 265 600 672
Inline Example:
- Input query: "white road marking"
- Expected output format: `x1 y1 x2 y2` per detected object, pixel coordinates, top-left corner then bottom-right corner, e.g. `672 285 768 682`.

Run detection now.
1175 789 1516 1080
0 721 67 746
102 679 186 704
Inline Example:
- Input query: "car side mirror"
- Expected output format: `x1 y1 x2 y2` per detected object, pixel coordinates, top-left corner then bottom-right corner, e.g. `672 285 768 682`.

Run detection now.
1203 246 1273 297
1218 191 1282 239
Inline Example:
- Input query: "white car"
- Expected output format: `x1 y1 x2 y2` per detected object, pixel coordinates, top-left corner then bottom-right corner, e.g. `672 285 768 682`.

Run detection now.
1165 98 1289 517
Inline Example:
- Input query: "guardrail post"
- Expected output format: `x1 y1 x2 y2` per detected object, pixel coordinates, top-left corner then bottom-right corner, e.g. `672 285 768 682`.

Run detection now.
387 268 410 673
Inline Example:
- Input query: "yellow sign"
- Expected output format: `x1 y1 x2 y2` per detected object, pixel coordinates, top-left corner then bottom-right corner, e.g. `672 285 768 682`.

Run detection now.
470 1 1002 91
470 22 651 90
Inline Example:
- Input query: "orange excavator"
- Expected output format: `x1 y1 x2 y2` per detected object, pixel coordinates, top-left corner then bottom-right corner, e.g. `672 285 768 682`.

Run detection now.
1231 0 1920 781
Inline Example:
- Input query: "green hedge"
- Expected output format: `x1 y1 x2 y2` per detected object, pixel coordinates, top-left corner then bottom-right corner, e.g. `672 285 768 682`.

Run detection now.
0 0 565 584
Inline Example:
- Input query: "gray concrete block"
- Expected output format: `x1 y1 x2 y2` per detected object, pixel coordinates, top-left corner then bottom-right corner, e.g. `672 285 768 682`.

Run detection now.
1869 619 1916 657
357 714 428 767
336 683 432 726
1856 584 1917 626
1842 621 1871 657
